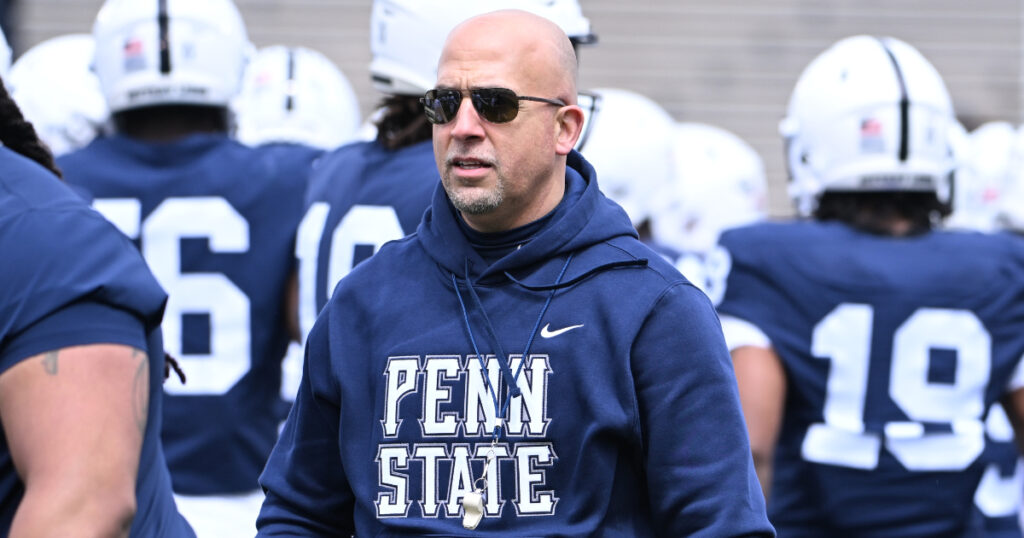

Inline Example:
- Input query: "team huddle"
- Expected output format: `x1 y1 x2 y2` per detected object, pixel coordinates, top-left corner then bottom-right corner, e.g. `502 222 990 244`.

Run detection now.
0 0 1022 536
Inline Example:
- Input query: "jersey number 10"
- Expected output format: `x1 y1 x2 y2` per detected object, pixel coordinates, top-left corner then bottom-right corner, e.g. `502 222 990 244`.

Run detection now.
295 202 403 338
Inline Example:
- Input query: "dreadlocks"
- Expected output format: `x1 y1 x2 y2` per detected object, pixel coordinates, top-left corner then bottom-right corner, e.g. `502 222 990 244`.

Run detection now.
0 75 61 178
374 94 432 151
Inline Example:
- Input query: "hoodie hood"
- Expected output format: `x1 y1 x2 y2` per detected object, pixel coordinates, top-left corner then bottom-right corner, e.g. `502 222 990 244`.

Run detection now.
417 150 644 286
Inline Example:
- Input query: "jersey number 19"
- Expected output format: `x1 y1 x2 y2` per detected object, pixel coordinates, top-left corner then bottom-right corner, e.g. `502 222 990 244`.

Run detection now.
804 303 989 471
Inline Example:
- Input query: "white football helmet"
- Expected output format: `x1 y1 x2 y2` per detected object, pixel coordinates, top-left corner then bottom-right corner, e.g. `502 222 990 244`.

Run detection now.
522 0 596 46
579 88 676 227
92 0 251 113
946 119 970 196
651 122 768 254
781 35 957 216
370 0 594 96
946 121 1015 232
0 25 11 80
994 124 1024 232
8 34 110 157
232 46 361 150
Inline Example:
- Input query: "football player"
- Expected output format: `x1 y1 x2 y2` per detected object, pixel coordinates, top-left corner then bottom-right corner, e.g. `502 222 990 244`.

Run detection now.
979 122 1024 537
973 403 1024 537
650 121 767 303
576 87 677 243
946 121 1017 233
232 45 361 151
715 35 1024 535
935 118 1024 537
0 48 193 535
7 34 110 157
292 0 598 365
231 44 362 405
58 0 306 535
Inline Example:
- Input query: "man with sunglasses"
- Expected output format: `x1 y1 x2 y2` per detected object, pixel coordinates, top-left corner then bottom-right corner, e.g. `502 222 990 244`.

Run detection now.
258 10 773 536
289 0 597 404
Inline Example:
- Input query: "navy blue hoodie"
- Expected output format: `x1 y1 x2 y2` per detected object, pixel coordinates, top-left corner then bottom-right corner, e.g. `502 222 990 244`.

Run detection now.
258 151 773 537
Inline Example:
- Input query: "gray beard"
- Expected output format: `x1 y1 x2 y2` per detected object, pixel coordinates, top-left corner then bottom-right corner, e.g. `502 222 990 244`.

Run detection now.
445 181 504 216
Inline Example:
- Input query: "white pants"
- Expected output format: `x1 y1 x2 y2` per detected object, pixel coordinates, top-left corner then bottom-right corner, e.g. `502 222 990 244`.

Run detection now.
174 490 265 538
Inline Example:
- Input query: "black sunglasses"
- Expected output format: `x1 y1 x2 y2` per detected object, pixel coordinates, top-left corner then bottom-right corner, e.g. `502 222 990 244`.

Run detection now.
420 87 566 125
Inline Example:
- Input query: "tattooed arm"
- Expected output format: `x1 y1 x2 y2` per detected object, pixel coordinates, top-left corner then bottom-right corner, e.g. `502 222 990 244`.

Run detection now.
0 343 147 537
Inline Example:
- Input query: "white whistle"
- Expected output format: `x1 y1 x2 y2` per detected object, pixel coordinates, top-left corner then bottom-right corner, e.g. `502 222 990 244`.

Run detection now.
462 490 485 530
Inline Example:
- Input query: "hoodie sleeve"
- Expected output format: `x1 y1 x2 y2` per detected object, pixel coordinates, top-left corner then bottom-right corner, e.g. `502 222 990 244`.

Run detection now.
632 283 774 537
257 308 355 536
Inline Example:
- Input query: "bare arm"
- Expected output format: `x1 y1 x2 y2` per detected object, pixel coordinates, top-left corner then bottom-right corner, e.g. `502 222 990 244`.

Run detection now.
284 268 302 343
0 343 148 537
732 345 786 500
1002 388 1024 456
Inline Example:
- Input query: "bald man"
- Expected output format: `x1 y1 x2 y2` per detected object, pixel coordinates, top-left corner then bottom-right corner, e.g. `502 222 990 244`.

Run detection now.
257 11 774 536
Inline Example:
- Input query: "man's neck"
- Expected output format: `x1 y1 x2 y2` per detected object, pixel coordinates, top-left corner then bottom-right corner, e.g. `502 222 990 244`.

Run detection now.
114 106 228 143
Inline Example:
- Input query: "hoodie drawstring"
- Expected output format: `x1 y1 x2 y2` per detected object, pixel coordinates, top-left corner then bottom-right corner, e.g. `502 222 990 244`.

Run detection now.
503 258 649 292
452 253 574 441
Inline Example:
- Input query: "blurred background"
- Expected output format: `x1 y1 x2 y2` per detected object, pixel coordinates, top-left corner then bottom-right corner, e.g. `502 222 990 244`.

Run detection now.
4 0 1020 215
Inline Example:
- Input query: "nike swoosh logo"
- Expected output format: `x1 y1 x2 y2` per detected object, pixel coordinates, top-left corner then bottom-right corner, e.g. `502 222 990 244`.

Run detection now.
540 323 584 338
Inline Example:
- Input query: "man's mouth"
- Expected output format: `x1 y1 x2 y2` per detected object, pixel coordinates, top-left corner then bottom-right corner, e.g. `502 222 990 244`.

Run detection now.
451 158 492 170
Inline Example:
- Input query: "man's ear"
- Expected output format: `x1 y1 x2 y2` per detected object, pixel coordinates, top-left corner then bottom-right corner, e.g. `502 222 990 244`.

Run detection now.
554 105 585 156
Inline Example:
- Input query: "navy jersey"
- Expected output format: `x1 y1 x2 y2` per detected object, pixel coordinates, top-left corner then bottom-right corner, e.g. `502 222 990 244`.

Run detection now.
662 246 732 306
59 134 306 494
974 403 1024 537
0 146 192 536
255 142 324 187
717 220 1024 536
296 139 437 338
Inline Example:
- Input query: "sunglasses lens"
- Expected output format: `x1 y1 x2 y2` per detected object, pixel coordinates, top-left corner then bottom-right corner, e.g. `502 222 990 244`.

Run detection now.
472 88 519 123
422 88 522 124
422 89 463 124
